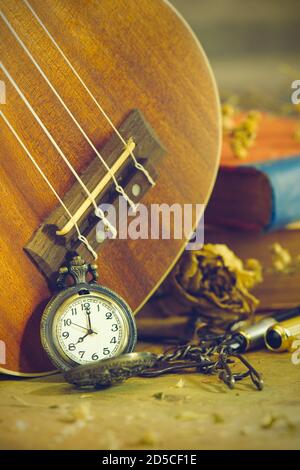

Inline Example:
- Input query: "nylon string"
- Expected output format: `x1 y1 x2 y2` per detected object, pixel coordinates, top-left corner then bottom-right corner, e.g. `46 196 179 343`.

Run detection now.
0 110 98 260
0 11 138 213
0 61 117 239
23 0 156 188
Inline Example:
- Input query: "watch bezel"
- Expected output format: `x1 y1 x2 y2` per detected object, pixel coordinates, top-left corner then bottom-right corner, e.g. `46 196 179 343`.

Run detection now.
40 283 137 371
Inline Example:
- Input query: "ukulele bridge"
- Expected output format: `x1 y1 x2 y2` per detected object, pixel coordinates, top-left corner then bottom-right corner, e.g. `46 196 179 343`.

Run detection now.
55 138 136 237
25 109 165 284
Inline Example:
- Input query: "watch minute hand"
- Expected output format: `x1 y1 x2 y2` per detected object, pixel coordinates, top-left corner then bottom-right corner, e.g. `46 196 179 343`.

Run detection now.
71 322 89 331
85 311 92 331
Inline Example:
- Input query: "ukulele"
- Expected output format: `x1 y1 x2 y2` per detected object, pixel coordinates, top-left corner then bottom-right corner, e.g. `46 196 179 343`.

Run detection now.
0 0 221 376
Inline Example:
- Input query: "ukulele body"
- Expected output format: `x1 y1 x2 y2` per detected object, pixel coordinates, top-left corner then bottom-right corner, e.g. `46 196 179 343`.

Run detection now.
0 0 221 375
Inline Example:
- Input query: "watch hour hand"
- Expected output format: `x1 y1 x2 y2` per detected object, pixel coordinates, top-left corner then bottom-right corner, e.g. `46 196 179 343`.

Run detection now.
76 328 98 344
76 333 89 344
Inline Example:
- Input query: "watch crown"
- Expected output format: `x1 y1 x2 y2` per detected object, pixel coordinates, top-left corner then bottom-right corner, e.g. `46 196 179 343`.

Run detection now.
59 267 68 272
56 255 99 289
71 255 85 266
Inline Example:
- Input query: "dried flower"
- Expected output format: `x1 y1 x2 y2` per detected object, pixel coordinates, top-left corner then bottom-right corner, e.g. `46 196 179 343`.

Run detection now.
175 378 185 389
15 420 28 432
222 103 236 133
138 431 159 446
230 110 261 159
170 244 262 318
175 410 199 421
271 243 292 273
59 402 93 424
212 412 225 424
261 414 278 429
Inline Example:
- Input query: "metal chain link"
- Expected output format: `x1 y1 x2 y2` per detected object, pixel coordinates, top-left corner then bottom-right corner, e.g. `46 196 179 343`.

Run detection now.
140 330 264 391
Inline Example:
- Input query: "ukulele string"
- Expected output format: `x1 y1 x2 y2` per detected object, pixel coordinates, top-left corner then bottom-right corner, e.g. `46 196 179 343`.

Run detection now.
0 110 98 260
0 11 137 213
0 61 117 239
23 0 156 188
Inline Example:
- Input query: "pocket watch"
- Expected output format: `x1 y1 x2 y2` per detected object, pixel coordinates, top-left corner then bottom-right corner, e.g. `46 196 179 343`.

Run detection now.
40 255 137 371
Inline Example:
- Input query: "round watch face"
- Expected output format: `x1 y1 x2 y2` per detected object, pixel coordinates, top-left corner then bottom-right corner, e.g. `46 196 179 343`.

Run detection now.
54 295 126 364
41 285 137 371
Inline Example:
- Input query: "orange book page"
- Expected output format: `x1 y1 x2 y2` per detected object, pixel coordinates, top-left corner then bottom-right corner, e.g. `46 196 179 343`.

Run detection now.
222 114 300 167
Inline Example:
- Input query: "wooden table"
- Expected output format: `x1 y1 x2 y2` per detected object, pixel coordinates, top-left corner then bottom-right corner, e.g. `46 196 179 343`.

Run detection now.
0 347 299 450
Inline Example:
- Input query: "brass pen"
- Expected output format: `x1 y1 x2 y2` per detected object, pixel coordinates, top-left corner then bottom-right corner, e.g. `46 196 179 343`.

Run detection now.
265 315 300 352
226 307 300 353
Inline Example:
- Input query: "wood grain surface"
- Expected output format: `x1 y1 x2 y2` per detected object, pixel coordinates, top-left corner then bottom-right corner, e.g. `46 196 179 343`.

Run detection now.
0 345 299 450
0 0 221 374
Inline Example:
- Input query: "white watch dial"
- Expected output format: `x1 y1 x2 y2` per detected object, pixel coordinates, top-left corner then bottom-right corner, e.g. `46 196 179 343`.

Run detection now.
54 295 126 364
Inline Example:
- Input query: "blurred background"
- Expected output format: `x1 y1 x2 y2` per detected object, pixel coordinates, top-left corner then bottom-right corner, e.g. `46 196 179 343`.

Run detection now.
170 0 300 107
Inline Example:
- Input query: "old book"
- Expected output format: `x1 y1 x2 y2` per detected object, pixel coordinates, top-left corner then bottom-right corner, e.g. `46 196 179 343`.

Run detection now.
206 114 300 231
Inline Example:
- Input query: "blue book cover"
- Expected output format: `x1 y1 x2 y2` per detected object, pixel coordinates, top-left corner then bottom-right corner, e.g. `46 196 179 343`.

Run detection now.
246 156 300 230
